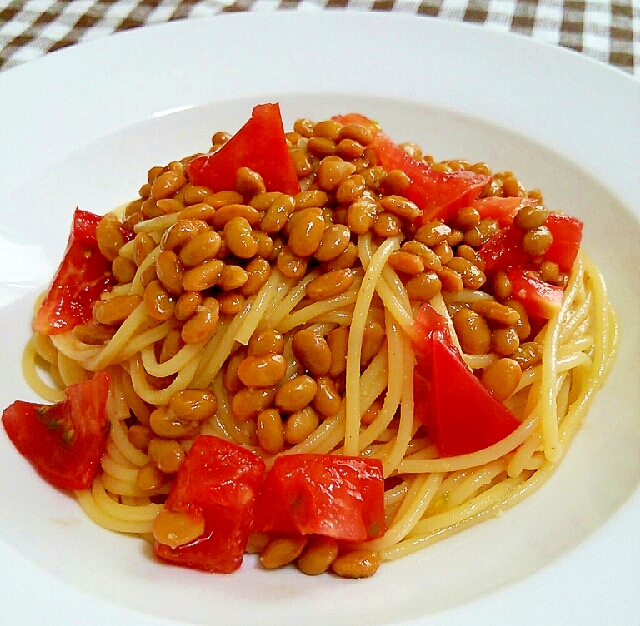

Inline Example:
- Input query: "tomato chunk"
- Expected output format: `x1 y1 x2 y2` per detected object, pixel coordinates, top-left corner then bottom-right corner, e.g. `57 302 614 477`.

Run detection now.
507 269 564 320
413 304 521 458
154 435 266 574
471 196 539 228
188 103 300 196
1 371 111 490
332 113 490 223
33 209 116 336
253 454 385 542
543 213 583 272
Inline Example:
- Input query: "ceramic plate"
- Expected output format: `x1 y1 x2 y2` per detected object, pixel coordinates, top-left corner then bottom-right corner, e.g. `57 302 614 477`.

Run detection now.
0 11 639 626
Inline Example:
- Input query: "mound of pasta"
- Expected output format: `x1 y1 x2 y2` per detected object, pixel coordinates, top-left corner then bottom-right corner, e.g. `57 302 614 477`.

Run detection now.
2 103 618 579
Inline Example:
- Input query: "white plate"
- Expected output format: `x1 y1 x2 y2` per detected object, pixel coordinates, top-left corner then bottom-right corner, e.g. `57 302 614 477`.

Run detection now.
1 11 639 626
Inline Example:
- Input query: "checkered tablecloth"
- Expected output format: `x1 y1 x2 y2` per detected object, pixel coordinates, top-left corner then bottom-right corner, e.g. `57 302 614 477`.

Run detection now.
0 0 638 76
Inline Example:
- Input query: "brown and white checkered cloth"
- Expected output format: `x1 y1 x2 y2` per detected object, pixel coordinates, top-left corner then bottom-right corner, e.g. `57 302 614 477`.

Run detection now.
0 0 638 76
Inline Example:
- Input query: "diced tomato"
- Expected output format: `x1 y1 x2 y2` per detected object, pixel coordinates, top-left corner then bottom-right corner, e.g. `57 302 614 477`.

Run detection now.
479 212 583 277
412 304 521 458
154 435 266 574
332 113 491 223
372 134 491 224
253 454 385 542
187 103 300 196
507 269 564 320
543 213 583 272
1 371 111 490
478 225 529 275
33 209 116 336
471 196 539 228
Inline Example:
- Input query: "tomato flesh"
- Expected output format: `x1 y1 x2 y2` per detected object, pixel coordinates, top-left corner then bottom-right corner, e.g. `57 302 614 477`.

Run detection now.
471 196 539 228
1 371 111 490
187 103 300 196
412 304 521 458
543 213 583 272
507 269 564 320
332 113 490 223
253 454 385 542
154 435 266 574
33 209 116 336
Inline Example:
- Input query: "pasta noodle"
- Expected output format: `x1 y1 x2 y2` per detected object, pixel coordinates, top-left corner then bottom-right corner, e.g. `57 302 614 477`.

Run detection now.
15 110 618 578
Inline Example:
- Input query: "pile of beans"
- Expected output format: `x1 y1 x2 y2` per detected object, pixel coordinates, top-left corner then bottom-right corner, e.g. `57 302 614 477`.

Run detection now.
82 115 568 576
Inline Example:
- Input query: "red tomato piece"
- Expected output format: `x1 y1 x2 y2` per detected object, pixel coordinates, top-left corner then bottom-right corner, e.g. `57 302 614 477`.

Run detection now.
253 454 385 542
412 304 521 458
471 196 539 228
1 371 111 490
33 208 116 336
187 103 300 196
478 225 529 275
154 435 266 574
332 113 491 223
371 134 491 224
543 213 583 272
507 269 564 320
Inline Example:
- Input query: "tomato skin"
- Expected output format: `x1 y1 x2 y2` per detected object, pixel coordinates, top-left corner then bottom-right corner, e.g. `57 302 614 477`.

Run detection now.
543 213 583 272
332 113 490 223
1 371 111 490
33 209 116 336
507 269 564 320
413 305 521 458
187 103 300 196
471 196 538 228
253 454 385 542
154 435 266 574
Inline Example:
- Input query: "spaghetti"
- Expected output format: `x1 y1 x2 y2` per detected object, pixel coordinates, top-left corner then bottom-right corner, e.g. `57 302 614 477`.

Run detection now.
16 109 617 577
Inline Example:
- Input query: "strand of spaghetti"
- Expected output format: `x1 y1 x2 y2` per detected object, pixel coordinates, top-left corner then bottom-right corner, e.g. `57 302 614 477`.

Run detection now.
141 341 203 378
262 270 318 328
128 247 161 296
538 259 584 461
507 432 543 477
101 455 139 482
84 303 150 370
442 459 507 511
50 334 102 363
315 309 353 326
21 338 65 403
117 322 170 362
443 289 493 304
287 412 345 455
344 235 401 455
91 478 163 522
559 290 593 343
190 315 235 388
584 253 618 381
210 372 251 445
57 351 90 386
381 329 415 476
120 366 151 426
368 474 443 552
398 411 538 474
133 212 179 234
106 440 138 469
358 312 404 450
276 276 364 335
235 269 291 345
128 352 200 405
31 332 58 363
100 472 153 498
408 475 524 540
74 478 157 532
357 232 414 335
106 402 148 467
